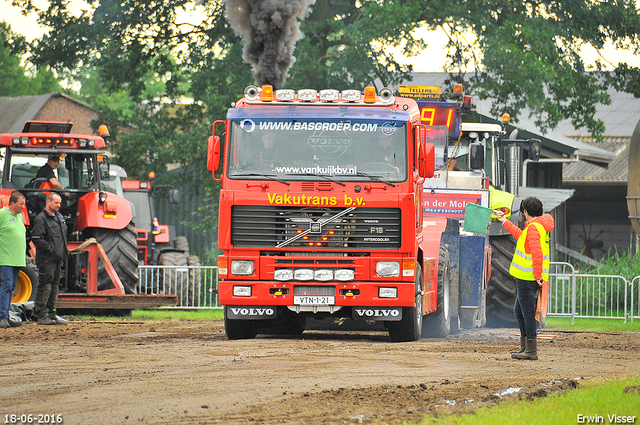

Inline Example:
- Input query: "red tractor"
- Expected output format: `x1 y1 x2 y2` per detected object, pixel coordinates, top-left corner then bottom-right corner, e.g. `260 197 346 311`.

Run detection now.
0 121 175 309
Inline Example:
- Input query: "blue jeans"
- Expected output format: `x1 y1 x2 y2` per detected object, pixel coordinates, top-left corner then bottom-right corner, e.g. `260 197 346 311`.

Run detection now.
0 266 20 320
514 278 539 339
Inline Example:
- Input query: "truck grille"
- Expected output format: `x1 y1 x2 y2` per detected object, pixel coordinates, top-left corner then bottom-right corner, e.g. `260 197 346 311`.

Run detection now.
231 206 400 249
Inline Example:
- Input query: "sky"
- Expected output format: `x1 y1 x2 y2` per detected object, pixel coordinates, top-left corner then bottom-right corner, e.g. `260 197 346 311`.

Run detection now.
2 1 639 74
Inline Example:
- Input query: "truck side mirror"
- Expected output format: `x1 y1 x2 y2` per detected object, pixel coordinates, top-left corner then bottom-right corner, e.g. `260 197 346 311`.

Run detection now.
419 142 435 179
469 142 484 170
528 139 541 161
207 135 221 172
169 189 180 204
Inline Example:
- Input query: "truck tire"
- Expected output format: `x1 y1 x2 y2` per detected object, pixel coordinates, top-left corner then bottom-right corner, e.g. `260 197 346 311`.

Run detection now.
224 306 257 340
486 235 518 327
93 222 139 294
158 251 188 305
388 265 424 342
422 245 451 338
12 262 39 303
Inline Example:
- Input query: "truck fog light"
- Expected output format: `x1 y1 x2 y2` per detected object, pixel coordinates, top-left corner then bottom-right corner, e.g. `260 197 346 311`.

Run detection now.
334 269 355 281
314 269 333 281
233 286 252 297
378 287 398 298
274 269 293 281
231 260 254 276
294 269 314 281
376 261 400 277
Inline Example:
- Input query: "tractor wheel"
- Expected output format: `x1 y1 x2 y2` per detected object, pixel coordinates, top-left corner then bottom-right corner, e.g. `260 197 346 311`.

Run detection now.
93 222 139 294
174 236 190 254
224 306 257 340
486 234 518 327
186 255 202 307
422 245 451 338
388 265 424 342
12 262 38 303
158 251 189 305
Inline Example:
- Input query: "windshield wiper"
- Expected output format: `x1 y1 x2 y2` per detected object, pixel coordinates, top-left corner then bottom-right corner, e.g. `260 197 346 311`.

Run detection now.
352 172 395 187
286 173 346 186
233 173 290 185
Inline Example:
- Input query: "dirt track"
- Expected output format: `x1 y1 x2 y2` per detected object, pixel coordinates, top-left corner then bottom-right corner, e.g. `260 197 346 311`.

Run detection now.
1 319 638 425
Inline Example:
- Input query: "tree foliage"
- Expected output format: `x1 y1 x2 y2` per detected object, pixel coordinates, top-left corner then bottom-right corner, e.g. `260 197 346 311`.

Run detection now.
0 21 60 96
11 0 640 232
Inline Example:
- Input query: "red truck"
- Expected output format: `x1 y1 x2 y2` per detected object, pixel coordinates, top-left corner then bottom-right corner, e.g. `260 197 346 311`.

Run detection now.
206 85 466 341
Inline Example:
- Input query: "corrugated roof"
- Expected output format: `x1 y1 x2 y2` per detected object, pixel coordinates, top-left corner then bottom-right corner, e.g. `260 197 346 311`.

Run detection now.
0 92 97 134
403 73 616 164
562 136 630 183
0 93 53 133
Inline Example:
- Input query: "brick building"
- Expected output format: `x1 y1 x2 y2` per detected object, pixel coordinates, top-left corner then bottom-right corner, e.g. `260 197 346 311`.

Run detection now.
0 92 99 134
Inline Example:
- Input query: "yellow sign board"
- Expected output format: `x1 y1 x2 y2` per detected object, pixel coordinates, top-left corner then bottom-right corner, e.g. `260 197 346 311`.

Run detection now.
398 85 442 100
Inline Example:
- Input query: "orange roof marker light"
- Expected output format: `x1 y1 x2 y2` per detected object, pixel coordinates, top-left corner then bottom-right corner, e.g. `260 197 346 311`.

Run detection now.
502 113 511 124
261 85 274 102
364 86 376 103
453 84 464 99
98 125 110 139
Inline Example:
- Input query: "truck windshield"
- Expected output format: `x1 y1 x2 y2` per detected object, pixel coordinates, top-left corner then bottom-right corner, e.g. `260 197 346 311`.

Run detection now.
227 119 408 182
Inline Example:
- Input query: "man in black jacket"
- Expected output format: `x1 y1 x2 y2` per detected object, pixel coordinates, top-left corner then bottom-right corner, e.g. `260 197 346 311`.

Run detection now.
31 192 68 325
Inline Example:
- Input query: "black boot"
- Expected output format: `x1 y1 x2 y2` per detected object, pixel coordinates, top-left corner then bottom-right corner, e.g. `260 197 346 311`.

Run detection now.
512 338 537 360
511 337 526 354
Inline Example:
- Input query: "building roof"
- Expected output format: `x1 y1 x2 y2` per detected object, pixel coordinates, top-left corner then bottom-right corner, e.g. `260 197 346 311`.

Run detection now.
403 73 619 165
562 136 630 183
0 92 96 133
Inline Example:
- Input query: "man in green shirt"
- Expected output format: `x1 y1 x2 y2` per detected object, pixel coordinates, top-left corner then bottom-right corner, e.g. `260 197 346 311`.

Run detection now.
0 191 27 328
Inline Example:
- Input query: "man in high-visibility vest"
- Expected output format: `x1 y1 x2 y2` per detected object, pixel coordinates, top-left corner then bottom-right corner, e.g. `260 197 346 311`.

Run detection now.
496 196 554 360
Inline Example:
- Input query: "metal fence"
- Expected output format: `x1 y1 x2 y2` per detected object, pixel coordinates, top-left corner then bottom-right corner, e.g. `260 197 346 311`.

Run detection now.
548 262 639 323
137 265 221 309
136 263 640 321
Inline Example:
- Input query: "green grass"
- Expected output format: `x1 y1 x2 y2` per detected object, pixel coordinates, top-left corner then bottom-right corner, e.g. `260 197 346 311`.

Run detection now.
545 317 640 333
417 376 640 424
78 308 223 321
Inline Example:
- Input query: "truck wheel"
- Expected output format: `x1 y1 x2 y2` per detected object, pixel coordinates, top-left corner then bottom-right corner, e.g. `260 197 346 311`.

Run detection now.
388 266 424 342
224 306 257 340
422 245 451 338
12 263 38 303
261 309 306 335
158 251 189 305
486 235 518 327
93 222 139 294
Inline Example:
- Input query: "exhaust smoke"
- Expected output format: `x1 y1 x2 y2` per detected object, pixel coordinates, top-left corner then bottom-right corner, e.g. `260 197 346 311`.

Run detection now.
224 0 316 89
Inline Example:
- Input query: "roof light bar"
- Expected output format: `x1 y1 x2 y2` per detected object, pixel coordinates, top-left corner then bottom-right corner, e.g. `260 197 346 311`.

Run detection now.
341 89 361 102
275 89 296 101
297 89 318 101
319 89 340 102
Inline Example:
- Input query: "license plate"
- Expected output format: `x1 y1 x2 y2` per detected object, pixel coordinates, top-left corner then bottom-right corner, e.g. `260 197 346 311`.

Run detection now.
293 296 335 306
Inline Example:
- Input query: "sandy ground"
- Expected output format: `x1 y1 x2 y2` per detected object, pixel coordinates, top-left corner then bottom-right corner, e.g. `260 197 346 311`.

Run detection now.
1 319 638 425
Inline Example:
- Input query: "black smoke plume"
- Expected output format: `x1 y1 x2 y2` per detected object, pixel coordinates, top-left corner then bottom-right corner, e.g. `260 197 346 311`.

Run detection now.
224 0 316 89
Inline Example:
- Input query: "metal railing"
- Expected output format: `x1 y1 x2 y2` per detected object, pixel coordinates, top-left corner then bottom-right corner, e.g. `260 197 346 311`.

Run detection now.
137 265 221 309
548 262 638 323
135 262 640 321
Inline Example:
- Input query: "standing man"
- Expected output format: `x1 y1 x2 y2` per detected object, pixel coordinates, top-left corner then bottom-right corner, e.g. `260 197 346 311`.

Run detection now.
36 153 63 190
496 196 554 360
32 192 68 325
0 191 27 328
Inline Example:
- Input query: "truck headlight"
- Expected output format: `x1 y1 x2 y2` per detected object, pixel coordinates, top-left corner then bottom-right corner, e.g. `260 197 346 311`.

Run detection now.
376 261 400 277
378 287 398 298
335 269 355 281
274 269 293 281
314 269 333 281
294 269 314 281
233 286 252 297
231 260 254 276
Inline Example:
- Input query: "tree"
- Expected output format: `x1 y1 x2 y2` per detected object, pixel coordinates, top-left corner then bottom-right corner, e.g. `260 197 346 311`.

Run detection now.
13 0 640 235
0 21 60 96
